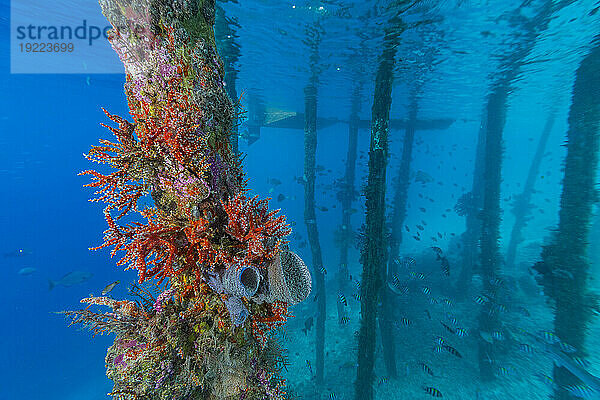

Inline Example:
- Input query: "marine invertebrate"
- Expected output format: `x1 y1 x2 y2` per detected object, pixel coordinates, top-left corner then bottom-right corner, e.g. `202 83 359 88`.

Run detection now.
62 1 310 399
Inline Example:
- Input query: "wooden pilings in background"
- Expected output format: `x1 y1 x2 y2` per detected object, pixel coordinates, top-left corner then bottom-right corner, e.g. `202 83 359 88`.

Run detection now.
505 113 555 269
304 83 326 385
337 88 360 325
534 38 600 400
355 22 399 400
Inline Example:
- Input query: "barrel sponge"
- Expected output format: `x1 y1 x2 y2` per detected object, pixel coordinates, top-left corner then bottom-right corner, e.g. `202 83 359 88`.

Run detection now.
266 249 312 305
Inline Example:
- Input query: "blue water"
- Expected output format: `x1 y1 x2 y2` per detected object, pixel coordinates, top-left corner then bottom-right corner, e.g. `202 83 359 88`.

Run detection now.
1 0 600 399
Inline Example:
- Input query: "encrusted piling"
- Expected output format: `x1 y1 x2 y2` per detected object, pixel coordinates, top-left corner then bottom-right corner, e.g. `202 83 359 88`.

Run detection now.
534 38 600 400
337 88 360 324
379 91 418 379
355 21 400 400
304 83 326 385
475 0 559 380
63 1 312 399
477 83 507 381
454 118 485 298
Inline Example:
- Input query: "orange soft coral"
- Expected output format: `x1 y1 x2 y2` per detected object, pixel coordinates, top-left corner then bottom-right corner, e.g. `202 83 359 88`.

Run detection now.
222 194 291 266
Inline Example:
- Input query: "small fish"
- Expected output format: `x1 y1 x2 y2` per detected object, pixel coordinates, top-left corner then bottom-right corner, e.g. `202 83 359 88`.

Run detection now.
339 361 358 370
18 267 37 276
441 298 454 306
431 246 443 255
411 272 426 281
423 386 443 397
328 393 337 400
535 372 555 387
319 266 327 275
417 224 425 231
338 293 347 307
422 286 431 295
277 194 286 202
573 357 591 368
268 178 282 186
497 366 511 377
564 385 597 399
352 293 362 302
440 258 450 277
424 309 432 319
559 341 577 353
419 207 427 213
389 281 410 295
378 376 389 386
491 303 508 313
405 225 410 232
3 248 32 258
491 331 504 341
49 271 93 290
519 343 534 354
474 295 489 305
305 360 313 374
340 315 350 325
396 256 416 269
441 322 456 334
302 317 314 335
456 328 469 337
433 345 444 354
318 206 329 212
102 280 120 296
420 363 434 376
539 331 560 344
435 336 446 345
490 277 504 287
443 344 462 358
446 313 458 326
415 170 434 184
396 317 411 327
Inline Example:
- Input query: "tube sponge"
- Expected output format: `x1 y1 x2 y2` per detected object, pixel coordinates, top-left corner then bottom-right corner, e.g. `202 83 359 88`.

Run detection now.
222 264 261 298
224 296 249 326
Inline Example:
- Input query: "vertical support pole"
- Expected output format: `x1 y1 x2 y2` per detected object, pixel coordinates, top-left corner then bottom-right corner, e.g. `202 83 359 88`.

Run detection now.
355 28 397 400
535 38 600 400
304 84 326 385
505 114 555 269
337 88 360 324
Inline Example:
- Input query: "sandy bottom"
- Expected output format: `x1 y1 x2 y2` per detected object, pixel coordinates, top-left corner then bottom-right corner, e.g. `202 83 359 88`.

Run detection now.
278 270 600 400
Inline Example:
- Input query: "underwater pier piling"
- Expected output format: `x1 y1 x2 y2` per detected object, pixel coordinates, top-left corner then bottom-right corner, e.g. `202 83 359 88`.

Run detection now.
355 18 401 400
63 1 314 398
304 82 326 386
387 91 418 279
378 89 419 379
474 0 559 380
337 87 360 325
534 37 600 400
477 82 507 381
505 112 555 270
454 117 485 298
